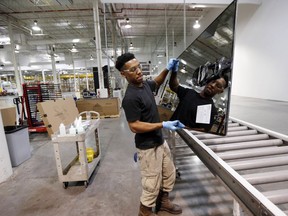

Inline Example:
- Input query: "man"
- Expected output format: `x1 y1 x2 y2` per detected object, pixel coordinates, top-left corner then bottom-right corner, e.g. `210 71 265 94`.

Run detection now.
115 53 184 216
169 61 228 132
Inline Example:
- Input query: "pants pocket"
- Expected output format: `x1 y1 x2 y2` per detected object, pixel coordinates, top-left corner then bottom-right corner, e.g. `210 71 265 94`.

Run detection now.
141 173 160 193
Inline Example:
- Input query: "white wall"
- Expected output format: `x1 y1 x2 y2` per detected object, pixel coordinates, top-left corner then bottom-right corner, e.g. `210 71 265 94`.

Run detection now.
232 0 288 101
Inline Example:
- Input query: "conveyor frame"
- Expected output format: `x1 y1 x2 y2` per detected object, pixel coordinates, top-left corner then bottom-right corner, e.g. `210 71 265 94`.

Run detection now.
177 117 288 216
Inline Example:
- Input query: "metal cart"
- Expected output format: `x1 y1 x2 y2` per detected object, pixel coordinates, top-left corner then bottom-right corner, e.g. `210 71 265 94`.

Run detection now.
51 111 101 188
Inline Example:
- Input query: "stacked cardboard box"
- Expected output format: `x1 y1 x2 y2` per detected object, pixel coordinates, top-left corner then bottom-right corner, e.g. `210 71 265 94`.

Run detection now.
76 97 120 118
0 106 16 126
37 98 79 136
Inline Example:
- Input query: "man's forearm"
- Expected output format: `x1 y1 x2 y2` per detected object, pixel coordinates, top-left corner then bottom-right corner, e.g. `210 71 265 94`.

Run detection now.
154 68 169 86
169 73 179 92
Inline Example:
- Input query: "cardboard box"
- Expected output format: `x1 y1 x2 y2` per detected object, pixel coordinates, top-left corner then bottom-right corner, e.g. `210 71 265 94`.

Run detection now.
37 98 79 136
0 106 16 126
76 98 120 117
157 105 173 122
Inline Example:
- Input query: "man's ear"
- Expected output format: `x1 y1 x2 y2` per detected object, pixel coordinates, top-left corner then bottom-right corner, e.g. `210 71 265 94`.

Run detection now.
120 71 125 77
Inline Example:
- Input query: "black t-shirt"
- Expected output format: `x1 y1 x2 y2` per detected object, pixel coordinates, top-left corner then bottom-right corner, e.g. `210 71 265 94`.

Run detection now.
170 86 217 131
122 80 164 149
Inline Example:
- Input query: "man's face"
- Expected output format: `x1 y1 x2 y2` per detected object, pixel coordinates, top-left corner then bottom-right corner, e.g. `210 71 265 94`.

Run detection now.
203 77 226 98
120 58 143 86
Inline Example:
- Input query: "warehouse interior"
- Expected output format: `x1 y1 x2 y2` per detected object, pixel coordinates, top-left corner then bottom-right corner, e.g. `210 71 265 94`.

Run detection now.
1 0 288 216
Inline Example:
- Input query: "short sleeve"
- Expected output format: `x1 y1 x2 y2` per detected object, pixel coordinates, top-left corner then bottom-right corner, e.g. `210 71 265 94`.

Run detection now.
122 97 141 122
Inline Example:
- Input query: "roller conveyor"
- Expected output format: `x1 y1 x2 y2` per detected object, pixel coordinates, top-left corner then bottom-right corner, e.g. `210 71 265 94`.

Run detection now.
176 117 288 216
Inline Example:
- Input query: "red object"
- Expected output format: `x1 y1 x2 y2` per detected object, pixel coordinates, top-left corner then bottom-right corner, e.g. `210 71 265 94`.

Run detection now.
22 83 62 133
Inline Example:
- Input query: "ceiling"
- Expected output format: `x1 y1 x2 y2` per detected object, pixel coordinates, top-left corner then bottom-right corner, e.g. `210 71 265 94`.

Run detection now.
0 0 234 75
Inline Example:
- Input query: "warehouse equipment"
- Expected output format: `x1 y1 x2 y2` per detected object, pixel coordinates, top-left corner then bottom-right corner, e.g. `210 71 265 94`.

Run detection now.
174 117 288 215
22 83 62 132
51 111 101 189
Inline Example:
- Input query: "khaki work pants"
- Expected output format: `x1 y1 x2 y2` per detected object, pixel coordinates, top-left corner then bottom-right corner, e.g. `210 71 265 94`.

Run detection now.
137 141 176 207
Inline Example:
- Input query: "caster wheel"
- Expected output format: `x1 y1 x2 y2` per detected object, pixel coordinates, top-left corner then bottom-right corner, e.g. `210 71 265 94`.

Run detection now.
63 182 68 189
84 180 89 188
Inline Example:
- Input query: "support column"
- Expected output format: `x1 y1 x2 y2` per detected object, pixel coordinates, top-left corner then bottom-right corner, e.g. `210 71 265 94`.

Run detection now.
86 71 89 90
72 59 77 92
8 22 22 96
51 53 57 84
42 70 46 83
93 0 107 98
183 0 186 49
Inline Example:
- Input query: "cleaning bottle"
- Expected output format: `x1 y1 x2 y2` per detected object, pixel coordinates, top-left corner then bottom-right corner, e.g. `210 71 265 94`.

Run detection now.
59 123 66 136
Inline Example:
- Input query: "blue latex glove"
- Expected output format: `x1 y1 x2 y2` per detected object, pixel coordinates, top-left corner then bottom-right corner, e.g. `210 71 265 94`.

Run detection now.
166 58 177 71
162 120 185 131
172 60 179 73
133 152 138 162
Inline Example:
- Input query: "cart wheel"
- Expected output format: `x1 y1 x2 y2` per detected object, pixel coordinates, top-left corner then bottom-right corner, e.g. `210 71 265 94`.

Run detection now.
63 182 68 189
84 180 89 188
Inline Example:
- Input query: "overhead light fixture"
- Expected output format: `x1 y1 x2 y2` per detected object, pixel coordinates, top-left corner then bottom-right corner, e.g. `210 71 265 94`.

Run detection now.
193 20 200 29
190 4 206 9
15 45 19 53
124 18 132 29
129 42 133 49
32 20 41 31
72 39 80 43
69 44 78 53
180 66 187 73
90 55 94 60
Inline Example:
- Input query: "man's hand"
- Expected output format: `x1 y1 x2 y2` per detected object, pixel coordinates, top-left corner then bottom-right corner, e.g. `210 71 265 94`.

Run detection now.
166 58 178 71
172 59 179 73
162 120 185 131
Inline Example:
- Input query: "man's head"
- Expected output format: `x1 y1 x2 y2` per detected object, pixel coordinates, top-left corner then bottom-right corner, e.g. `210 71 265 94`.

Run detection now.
116 52 143 86
201 75 228 98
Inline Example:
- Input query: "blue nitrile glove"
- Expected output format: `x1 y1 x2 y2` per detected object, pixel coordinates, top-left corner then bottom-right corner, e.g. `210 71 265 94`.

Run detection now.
166 58 177 71
172 59 179 73
162 120 185 131
133 152 138 162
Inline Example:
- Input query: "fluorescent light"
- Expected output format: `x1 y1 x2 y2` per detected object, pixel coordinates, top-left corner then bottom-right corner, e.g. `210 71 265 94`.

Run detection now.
73 39 80 43
125 24 132 29
32 20 41 31
193 20 200 29
69 44 78 53
124 18 132 29
32 26 41 31
190 4 206 9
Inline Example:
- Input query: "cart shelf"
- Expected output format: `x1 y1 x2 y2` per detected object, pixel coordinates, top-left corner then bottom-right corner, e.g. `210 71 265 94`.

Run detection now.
51 118 101 188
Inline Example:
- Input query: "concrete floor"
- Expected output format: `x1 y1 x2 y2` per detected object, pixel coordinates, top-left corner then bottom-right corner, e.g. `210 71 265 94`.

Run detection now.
0 95 287 216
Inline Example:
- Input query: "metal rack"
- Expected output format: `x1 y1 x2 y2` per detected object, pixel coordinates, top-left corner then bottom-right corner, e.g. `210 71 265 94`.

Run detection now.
22 83 62 132
51 114 101 189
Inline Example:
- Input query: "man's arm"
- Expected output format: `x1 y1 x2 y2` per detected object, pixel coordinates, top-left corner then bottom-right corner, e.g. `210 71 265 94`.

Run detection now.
128 119 185 133
154 58 178 87
169 72 179 92
154 68 169 87
128 120 163 133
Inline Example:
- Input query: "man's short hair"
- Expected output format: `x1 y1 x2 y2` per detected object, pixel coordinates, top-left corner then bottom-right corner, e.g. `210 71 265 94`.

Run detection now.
221 74 229 89
115 52 135 71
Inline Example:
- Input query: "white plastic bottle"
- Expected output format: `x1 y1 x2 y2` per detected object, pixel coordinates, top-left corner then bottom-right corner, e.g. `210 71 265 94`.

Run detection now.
59 123 66 136
69 125 76 135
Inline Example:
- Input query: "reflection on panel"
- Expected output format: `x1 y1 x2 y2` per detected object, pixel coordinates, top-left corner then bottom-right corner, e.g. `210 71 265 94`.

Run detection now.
166 0 236 136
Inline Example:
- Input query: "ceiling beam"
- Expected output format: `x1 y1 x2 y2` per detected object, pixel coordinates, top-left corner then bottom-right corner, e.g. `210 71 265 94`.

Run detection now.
100 0 261 5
